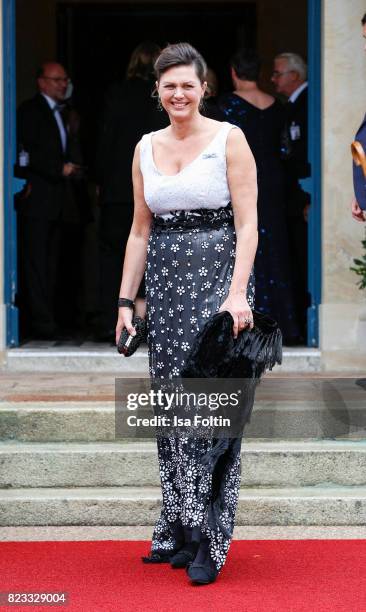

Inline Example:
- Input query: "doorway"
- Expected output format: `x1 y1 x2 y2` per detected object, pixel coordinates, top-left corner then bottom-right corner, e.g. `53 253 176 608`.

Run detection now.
57 2 257 175
4 0 320 347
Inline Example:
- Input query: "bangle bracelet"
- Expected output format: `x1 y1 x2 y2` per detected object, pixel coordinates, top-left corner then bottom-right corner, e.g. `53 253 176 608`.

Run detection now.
118 298 134 309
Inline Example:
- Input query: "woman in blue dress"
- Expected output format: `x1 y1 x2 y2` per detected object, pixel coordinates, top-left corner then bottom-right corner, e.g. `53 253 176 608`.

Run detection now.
116 43 257 585
218 50 301 344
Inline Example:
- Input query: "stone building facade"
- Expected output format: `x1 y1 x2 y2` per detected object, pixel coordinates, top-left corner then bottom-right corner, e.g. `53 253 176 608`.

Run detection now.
0 0 365 370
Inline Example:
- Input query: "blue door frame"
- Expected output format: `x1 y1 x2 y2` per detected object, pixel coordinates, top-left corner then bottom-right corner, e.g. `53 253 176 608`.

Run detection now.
2 0 322 347
307 0 322 347
3 0 23 346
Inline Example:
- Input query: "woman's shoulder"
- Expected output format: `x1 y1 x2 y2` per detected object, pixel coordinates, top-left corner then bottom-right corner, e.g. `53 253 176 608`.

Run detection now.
138 127 165 146
259 91 275 105
143 127 170 144
136 131 153 157
203 117 238 132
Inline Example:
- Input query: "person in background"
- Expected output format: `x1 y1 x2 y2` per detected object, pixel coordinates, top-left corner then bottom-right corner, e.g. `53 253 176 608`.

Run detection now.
218 50 301 344
55 95 94 334
202 67 225 121
17 62 80 339
271 52 310 341
351 13 366 223
96 41 169 341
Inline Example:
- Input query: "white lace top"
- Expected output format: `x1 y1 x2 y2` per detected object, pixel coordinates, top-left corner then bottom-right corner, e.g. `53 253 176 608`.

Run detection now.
139 121 238 215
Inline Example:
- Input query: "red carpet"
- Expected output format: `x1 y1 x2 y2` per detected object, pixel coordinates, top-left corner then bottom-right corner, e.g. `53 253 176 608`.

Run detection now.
1 540 366 611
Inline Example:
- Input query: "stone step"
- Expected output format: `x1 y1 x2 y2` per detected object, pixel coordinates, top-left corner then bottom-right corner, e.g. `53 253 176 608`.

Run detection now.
1 440 366 488
4 524 366 542
0 403 116 443
1 485 366 526
1 396 365 442
5 346 321 373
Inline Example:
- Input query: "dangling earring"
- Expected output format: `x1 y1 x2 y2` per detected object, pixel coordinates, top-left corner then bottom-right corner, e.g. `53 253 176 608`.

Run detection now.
151 86 163 112
157 96 164 112
199 96 206 112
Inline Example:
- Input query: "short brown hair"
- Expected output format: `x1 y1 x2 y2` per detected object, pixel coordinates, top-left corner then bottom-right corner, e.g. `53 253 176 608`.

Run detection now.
154 42 207 83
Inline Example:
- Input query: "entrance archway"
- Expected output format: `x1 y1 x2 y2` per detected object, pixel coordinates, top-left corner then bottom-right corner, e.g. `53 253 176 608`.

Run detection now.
3 0 320 347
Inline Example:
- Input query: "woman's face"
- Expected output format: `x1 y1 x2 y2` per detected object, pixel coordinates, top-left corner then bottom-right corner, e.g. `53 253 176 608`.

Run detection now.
157 64 206 119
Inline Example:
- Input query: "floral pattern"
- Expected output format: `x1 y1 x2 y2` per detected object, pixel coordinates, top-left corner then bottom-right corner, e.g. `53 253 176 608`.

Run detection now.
145 208 255 571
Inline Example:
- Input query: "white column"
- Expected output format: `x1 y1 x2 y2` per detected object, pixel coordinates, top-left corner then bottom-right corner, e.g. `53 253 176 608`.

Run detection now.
321 0 366 369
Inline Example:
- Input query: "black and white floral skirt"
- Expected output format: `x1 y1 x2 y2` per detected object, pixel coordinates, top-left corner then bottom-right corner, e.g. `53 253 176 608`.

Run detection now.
145 205 255 570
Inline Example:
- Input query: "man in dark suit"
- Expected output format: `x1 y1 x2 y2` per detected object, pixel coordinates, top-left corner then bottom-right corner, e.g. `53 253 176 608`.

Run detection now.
272 52 310 340
17 62 79 338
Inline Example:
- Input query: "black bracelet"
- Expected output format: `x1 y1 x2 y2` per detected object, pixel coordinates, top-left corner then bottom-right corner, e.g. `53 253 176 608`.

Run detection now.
118 298 135 309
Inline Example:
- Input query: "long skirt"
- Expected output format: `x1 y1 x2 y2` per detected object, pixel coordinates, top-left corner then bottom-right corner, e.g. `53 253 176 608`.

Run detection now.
145 205 255 571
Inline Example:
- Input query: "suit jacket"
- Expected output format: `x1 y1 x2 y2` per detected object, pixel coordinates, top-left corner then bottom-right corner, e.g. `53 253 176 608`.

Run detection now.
282 86 311 215
96 77 169 204
353 114 366 211
17 93 69 220
284 87 310 179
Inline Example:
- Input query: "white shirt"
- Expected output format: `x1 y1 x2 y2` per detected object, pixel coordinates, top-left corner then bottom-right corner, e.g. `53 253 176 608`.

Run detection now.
288 81 308 104
42 93 67 152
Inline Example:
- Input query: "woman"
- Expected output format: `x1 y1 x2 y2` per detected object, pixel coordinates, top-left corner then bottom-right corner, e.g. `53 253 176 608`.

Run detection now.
218 50 301 344
116 43 257 584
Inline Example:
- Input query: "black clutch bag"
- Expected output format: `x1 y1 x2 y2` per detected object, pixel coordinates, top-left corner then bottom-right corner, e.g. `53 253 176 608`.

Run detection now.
117 316 147 357
181 310 282 379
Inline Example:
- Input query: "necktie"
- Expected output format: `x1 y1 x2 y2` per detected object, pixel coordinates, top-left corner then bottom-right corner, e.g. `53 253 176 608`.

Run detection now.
53 103 65 114
53 104 67 152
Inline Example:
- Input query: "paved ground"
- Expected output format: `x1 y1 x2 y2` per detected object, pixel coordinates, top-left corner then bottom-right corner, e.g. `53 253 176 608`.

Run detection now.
0 371 364 403
17 339 118 349
2 525 366 541
0 372 119 402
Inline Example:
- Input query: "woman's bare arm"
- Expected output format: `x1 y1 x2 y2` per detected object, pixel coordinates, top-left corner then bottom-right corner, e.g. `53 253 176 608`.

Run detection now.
219 127 258 337
115 142 152 341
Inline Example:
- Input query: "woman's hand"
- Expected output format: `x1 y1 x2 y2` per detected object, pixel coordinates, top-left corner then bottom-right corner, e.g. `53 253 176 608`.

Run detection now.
351 198 366 222
219 293 253 339
115 307 136 345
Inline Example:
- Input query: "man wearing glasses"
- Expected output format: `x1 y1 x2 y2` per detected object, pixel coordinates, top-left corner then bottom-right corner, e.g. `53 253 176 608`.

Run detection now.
271 52 310 343
17 62 80 339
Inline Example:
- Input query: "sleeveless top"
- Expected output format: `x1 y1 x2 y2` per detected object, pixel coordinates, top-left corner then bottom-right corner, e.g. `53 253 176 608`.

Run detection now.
139 121 238 215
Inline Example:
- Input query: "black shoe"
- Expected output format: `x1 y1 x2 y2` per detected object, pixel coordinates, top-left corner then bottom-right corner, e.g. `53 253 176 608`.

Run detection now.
186 539 219 585
186 562 219 584
141 550 172 564
170 542 199 569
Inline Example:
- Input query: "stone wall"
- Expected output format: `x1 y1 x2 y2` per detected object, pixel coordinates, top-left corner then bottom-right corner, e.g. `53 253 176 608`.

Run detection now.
5 0 366 369
321 0 366 368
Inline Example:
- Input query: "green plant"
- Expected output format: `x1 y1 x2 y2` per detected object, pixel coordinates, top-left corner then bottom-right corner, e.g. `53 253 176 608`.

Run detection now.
351 229 366 290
